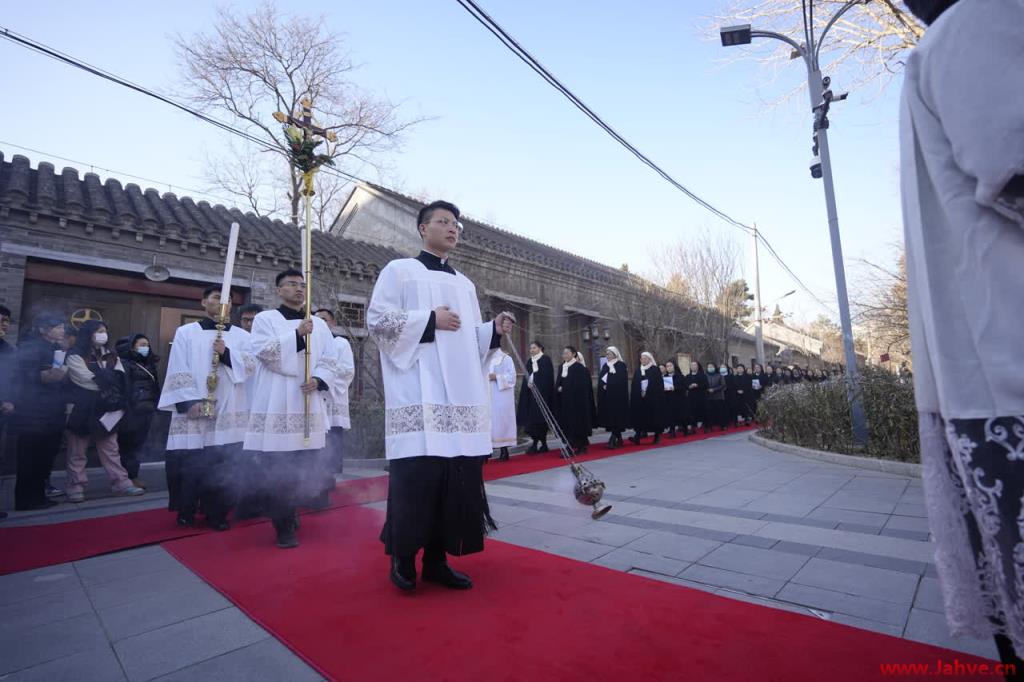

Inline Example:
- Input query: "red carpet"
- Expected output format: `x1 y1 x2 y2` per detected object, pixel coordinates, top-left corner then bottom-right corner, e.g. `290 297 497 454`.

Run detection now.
0 476 388 576
165 504 992 682
0 426 750 575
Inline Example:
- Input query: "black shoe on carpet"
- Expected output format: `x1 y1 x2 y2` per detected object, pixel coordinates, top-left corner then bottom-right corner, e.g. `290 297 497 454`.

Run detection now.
274 518 299 549
390 556 416 592
422 562 473 590
176 515 194 527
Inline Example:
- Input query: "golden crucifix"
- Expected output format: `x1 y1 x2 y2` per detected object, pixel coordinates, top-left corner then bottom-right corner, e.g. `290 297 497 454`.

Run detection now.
272 97 337 445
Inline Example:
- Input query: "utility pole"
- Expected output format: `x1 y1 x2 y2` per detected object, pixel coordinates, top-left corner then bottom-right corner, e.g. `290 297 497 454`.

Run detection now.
752 224 765 366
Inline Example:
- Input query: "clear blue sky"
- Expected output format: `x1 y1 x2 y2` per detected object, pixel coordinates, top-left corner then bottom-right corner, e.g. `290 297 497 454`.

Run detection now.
0 1 905 324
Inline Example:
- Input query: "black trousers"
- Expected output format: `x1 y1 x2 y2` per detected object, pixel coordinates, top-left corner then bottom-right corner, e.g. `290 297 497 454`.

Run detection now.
381 455 495 561
525 424 548 443
165 449 184 512
117 413 154 480
326 427 345 476
15 431 64 508
708 400 728 429
178 444 239 523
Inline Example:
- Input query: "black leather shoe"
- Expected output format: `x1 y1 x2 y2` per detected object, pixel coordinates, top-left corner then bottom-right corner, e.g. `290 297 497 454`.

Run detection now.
498 447 510 461
274 518 298 549
525 442 539 455
176 515 194 527
422 562 473 590
539 442 550 453
209 518 230 532
653 433 662 445
390 556 416 592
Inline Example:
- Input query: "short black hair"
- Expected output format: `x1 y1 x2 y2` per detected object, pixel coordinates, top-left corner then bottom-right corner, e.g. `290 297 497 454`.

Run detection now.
276 268 304 287
0 304 10 318
564 345 578 356
530 340 545 351
417 200 460 230
32 313 63 333
202 286 219 300
239 304 262 316
313 308 335 321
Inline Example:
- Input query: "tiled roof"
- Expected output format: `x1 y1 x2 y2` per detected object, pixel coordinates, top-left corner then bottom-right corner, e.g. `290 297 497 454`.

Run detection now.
0 153 402 276
359 182 636 287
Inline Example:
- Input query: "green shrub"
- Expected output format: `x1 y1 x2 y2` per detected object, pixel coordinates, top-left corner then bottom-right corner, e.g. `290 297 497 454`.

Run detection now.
757 367 919 462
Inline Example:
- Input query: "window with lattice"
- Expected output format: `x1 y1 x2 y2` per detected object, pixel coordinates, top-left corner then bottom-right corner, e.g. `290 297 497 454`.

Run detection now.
338 301 366 328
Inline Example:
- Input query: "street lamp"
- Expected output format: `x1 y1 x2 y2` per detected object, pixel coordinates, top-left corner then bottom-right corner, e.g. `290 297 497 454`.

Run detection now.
720 0 870 447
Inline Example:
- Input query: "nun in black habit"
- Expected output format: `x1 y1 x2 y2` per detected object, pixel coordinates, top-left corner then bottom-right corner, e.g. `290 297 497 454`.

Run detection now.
683 361 708 435
597 346 629 449
517 341 555 453
663 360 685 438
554 347 595 454
630 351 665 445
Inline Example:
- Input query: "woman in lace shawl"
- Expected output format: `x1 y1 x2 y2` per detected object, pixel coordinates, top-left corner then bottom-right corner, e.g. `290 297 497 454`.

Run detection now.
901 0 1024 668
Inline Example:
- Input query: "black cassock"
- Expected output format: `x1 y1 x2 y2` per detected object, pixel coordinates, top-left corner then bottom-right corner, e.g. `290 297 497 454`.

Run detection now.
630 365 665 434
517 354 555 442
597 360 629 433
683 371 708 427
555 362 595 448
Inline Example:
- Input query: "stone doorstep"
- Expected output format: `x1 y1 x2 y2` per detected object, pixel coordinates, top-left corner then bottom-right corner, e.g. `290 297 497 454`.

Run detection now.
749 433 923 479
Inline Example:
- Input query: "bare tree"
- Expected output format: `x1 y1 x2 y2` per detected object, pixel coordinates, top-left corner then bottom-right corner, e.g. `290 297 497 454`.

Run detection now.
710 0 924 97
650 230 743 362
853 251 910 364
175 2 419 226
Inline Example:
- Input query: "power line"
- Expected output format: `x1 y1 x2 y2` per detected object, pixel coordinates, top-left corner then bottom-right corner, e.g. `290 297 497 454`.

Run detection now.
452 0 838 314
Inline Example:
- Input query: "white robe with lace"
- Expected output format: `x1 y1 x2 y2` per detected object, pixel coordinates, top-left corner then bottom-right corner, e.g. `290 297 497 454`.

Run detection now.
368 258 498 460
489 352 517 448
158 323 254 450
323 335 355 429
243 310 340 452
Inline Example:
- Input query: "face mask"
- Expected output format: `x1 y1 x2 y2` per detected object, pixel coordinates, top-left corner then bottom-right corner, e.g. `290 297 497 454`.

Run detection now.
137 346 150 357
93 333 108 346
719 368 728 375
706 367 715 373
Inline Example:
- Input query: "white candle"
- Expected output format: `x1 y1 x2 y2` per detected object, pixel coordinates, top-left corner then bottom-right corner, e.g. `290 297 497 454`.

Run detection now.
220 222 239 304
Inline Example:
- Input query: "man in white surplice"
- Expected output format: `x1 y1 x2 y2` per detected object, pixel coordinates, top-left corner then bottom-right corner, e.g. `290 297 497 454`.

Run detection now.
158 286 254 530
314 307 356 476
369 199 514 592
488 349 517 461
242 268 341 549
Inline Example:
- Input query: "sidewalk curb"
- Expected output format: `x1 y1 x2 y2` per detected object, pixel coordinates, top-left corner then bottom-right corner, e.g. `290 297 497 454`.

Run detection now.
749 432 922 478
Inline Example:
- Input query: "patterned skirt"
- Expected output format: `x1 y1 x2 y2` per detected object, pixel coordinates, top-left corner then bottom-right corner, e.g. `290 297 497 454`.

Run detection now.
920 413 1024 654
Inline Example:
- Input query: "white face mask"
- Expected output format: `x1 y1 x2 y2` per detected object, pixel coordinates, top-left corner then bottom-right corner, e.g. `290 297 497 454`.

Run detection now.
93 333 108 346
137 346 150 357
719 367 728 375
707 367 715 374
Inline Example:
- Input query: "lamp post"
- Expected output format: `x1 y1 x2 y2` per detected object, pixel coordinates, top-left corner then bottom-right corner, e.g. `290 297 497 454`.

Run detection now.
720 0 869 447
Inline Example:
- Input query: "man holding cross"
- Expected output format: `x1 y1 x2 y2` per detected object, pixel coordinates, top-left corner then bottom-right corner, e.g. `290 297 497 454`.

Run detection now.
368 200 514 592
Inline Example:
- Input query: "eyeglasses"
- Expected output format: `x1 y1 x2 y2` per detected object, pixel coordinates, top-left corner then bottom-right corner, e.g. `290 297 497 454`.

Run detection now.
426 217 464 231
279 281 307 289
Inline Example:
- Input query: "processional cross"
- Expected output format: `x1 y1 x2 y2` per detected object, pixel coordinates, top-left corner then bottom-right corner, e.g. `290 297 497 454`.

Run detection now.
272 97 337 445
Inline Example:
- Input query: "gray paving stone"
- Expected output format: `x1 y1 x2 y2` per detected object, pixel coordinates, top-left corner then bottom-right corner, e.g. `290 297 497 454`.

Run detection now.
1 644 126 682
627 568 719 594
153 637 324 682
775 583 910 627
114 608 269 682
517 513 649 547
822 492 898 514
806 507 890 528
685 488 767 508
0 564 81 607
678 564 786 597
760 513 837 529
491 526 612 562
894 502 929 518
592 548 691 577
880 529 931 542
914 577 946 614
98 579 233 642
903 608 1000 660
75 547 184 587
730 534 778 549
836 522 882 535
826 612 904 637
0 583 92 636
0 612 109 676
815 546 928 576
699 543 812 581
712 589 819 617
772 541 823 556
791 557 920 604
623 530 722 563
86 565 206 611
743 493 830 517
884 515 933 533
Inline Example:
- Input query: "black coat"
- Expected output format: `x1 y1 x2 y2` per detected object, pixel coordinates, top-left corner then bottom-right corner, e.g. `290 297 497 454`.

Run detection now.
683 371 708 422
663 371 685 428
597 360 629 432
12 337 65 435
555 362 595 440
119 351 160 435
706 372 726 401
630 365 665 433
517 354 554 431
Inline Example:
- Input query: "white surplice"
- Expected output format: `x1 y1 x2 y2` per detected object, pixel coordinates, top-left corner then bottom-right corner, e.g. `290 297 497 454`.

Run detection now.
489 351 517 448
158 322 254 450
323 334 355 429
368 258 498 460
243 309 340 452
